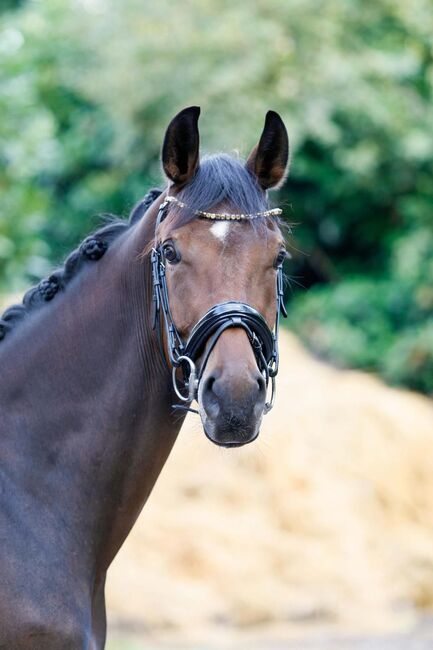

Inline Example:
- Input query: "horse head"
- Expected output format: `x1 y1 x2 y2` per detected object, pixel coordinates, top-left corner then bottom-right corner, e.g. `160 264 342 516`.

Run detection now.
152 106 289 447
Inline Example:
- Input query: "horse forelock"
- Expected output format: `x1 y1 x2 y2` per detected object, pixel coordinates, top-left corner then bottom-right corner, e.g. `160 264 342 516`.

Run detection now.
169 154 269 228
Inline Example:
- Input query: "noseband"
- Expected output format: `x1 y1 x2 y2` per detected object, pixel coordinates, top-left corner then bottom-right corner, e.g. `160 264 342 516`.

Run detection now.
151 196 287 414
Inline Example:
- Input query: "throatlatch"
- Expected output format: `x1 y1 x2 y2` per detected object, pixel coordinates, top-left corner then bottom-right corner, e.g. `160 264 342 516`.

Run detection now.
151 196 287 414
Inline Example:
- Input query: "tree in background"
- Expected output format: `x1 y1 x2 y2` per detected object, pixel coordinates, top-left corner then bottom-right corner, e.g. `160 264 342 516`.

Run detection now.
1 0 432 392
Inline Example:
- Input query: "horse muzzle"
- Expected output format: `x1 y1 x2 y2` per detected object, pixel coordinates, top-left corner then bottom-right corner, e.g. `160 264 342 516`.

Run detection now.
197 344 267 447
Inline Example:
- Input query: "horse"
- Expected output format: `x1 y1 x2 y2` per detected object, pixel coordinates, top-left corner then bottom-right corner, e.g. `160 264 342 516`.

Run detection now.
0 106 289 649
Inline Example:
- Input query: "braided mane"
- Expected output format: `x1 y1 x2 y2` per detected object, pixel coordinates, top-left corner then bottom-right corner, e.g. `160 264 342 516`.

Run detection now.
0 188 162 343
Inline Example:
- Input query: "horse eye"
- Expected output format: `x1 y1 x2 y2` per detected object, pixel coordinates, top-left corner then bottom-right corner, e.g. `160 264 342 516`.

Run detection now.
274 249 288 268
162 241 180 264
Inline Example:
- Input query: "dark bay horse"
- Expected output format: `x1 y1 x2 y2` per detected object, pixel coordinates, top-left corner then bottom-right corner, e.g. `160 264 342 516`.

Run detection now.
0 107 289 649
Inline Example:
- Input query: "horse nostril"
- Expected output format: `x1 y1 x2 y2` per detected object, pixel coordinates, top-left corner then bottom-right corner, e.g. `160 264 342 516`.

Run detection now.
202 373 221 419
204 374 216 395
257 373 266 393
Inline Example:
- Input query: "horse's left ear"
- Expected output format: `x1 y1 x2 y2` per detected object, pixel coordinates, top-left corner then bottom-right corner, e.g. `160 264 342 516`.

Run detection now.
162 106 200 185
246 111 289 190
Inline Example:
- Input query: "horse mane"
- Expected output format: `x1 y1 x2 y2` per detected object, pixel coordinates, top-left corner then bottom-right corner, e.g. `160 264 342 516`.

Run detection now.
0 188 162 343
0 153 282 344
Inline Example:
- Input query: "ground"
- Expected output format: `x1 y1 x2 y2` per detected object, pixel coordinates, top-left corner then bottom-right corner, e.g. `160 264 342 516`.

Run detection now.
104 331 433 649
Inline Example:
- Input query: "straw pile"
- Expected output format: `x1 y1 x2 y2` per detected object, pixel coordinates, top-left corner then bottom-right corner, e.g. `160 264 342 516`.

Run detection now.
106 330 433 641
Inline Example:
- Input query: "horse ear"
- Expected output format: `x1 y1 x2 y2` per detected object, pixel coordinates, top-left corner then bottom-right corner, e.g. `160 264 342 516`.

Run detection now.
246 111 289 190
162 106 200 185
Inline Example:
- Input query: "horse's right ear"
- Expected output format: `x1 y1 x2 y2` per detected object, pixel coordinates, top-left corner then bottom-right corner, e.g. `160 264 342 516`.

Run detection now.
162 106 200 186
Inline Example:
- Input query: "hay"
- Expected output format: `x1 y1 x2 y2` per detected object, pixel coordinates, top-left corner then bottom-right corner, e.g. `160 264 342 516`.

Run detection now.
106 331 433 641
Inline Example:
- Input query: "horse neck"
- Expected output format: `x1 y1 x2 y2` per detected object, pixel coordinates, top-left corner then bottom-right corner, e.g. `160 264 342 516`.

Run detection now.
0 201 185 572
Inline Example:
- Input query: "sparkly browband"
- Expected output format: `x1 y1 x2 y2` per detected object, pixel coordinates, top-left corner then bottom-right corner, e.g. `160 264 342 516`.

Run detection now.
165 195 282 221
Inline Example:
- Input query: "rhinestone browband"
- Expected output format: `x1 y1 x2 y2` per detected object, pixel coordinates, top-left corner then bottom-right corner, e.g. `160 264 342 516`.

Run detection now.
165 195 282 221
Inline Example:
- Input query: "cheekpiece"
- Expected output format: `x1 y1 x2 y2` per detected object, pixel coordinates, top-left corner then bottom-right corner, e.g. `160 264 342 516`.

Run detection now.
165 195 282 221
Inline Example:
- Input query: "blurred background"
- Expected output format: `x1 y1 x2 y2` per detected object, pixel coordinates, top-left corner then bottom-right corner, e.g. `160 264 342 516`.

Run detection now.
1 0 433 648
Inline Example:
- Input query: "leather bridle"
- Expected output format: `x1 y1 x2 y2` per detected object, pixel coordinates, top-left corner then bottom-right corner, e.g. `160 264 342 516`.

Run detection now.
151 197 287 414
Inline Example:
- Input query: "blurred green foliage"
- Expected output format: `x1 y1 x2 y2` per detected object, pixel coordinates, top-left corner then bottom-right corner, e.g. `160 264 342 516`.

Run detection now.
0 0 432 392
